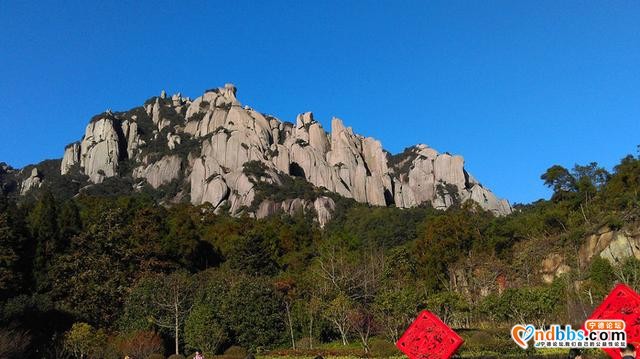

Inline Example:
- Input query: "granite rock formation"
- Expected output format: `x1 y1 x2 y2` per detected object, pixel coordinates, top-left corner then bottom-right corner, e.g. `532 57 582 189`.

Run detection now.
44 84 511 224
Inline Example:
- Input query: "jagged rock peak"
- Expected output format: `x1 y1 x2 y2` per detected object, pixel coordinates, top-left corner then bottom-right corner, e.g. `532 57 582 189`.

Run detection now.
223 83 237 96
55 83 512 219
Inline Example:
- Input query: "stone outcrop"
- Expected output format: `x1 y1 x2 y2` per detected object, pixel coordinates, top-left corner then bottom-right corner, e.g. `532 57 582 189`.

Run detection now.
133 155 183 189
391 145 512 214
61 143 81 175
255 196 336 228
540 253 571 284
579 226 640 266
58 84 512 223
20 168 42 195
79 117 122 183
537 225 640 284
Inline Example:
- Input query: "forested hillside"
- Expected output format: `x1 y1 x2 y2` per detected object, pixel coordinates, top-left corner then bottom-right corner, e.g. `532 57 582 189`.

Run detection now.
0 150 639 358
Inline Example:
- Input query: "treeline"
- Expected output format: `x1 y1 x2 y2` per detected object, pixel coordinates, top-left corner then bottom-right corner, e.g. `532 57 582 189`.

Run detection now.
0 150 639 358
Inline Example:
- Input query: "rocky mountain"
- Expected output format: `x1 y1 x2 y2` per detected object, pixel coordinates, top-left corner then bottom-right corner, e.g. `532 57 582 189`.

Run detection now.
9 84 511 225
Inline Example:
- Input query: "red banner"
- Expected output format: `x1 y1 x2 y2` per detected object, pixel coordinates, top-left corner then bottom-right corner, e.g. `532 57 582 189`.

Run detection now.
396 310 464 359
586 283 640 359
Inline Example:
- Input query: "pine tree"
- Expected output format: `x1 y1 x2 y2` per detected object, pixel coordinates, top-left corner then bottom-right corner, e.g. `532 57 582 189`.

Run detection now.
27 191 58 290
0 213 20 298
57 200 82 251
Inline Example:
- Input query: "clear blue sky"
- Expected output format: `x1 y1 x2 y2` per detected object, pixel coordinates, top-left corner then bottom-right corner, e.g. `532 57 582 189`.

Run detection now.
1 1 639 204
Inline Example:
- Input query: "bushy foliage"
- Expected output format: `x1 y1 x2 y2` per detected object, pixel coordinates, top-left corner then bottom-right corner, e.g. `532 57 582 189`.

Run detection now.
184 304 227 354
222 275 286 351
223 345 248 358
64 322 109 359
116 330 164 358
1 149 640 356
368 337 401 357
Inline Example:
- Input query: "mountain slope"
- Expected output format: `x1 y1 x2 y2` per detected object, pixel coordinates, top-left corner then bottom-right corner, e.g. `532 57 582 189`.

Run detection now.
16 84 511 223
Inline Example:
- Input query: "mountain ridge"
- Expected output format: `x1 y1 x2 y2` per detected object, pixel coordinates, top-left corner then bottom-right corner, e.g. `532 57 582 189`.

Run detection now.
4 84 511 224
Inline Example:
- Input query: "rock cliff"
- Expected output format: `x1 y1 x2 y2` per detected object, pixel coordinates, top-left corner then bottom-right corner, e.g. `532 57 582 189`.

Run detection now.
21 84 511 224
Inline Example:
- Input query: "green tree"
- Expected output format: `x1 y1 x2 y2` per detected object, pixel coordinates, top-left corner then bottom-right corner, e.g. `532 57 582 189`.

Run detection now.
323 293 353 346
227 232 280 276
57 200 82 249
603 154 640 210
541 165 576 195
416 205 488 291
27 191 58 289
493 286 561 327
128 205 174 273
0 213 20 298
64 322 108 359
184 303 227 354
588 257 615 297
164 205 200 268
222 275 285 351
47 206 131 324
615 257 640 290
373 286 419 342
425 291 470 328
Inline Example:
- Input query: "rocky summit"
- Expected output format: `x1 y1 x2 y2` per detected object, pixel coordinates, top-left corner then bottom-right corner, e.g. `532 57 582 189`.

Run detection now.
15 84 511 225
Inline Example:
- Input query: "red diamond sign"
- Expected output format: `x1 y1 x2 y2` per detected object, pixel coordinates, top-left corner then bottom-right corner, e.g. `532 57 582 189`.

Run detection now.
586 283 640 359
396 310 464 359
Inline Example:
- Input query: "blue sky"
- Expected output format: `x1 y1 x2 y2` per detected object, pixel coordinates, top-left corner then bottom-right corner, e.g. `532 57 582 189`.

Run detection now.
1 1 639 204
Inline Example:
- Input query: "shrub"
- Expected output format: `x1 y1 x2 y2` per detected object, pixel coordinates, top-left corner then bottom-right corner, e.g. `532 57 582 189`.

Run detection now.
368 337 400 357
184 304 228 354
117 330 164 359
458 329 518 356
167 355 185 359
296 336 313 350
223 346 247 358
146 354 165 359
603 214 624 230
64 322 108 359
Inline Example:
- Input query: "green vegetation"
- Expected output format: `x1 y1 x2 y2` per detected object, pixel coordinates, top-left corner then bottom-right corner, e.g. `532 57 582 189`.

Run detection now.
243 161 332 211
0 150 639 358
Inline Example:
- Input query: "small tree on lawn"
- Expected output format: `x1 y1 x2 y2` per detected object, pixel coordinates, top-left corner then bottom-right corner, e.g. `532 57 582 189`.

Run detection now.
323 293 353 345
149 271 194 355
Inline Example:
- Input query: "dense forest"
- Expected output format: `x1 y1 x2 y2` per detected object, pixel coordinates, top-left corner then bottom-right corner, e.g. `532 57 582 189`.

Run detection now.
1 149 639 359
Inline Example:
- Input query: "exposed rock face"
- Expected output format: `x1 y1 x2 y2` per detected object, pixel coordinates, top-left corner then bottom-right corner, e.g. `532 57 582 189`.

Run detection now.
79 117 122 183
61 143 81 175
58 84 512 223
254 196 335 228
122 118 143 158
540 253 571 284
314 197 336 228
537 225 640 284
579 226 640 266
20 168 42 195
133 155 183 189
391 145 512 213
